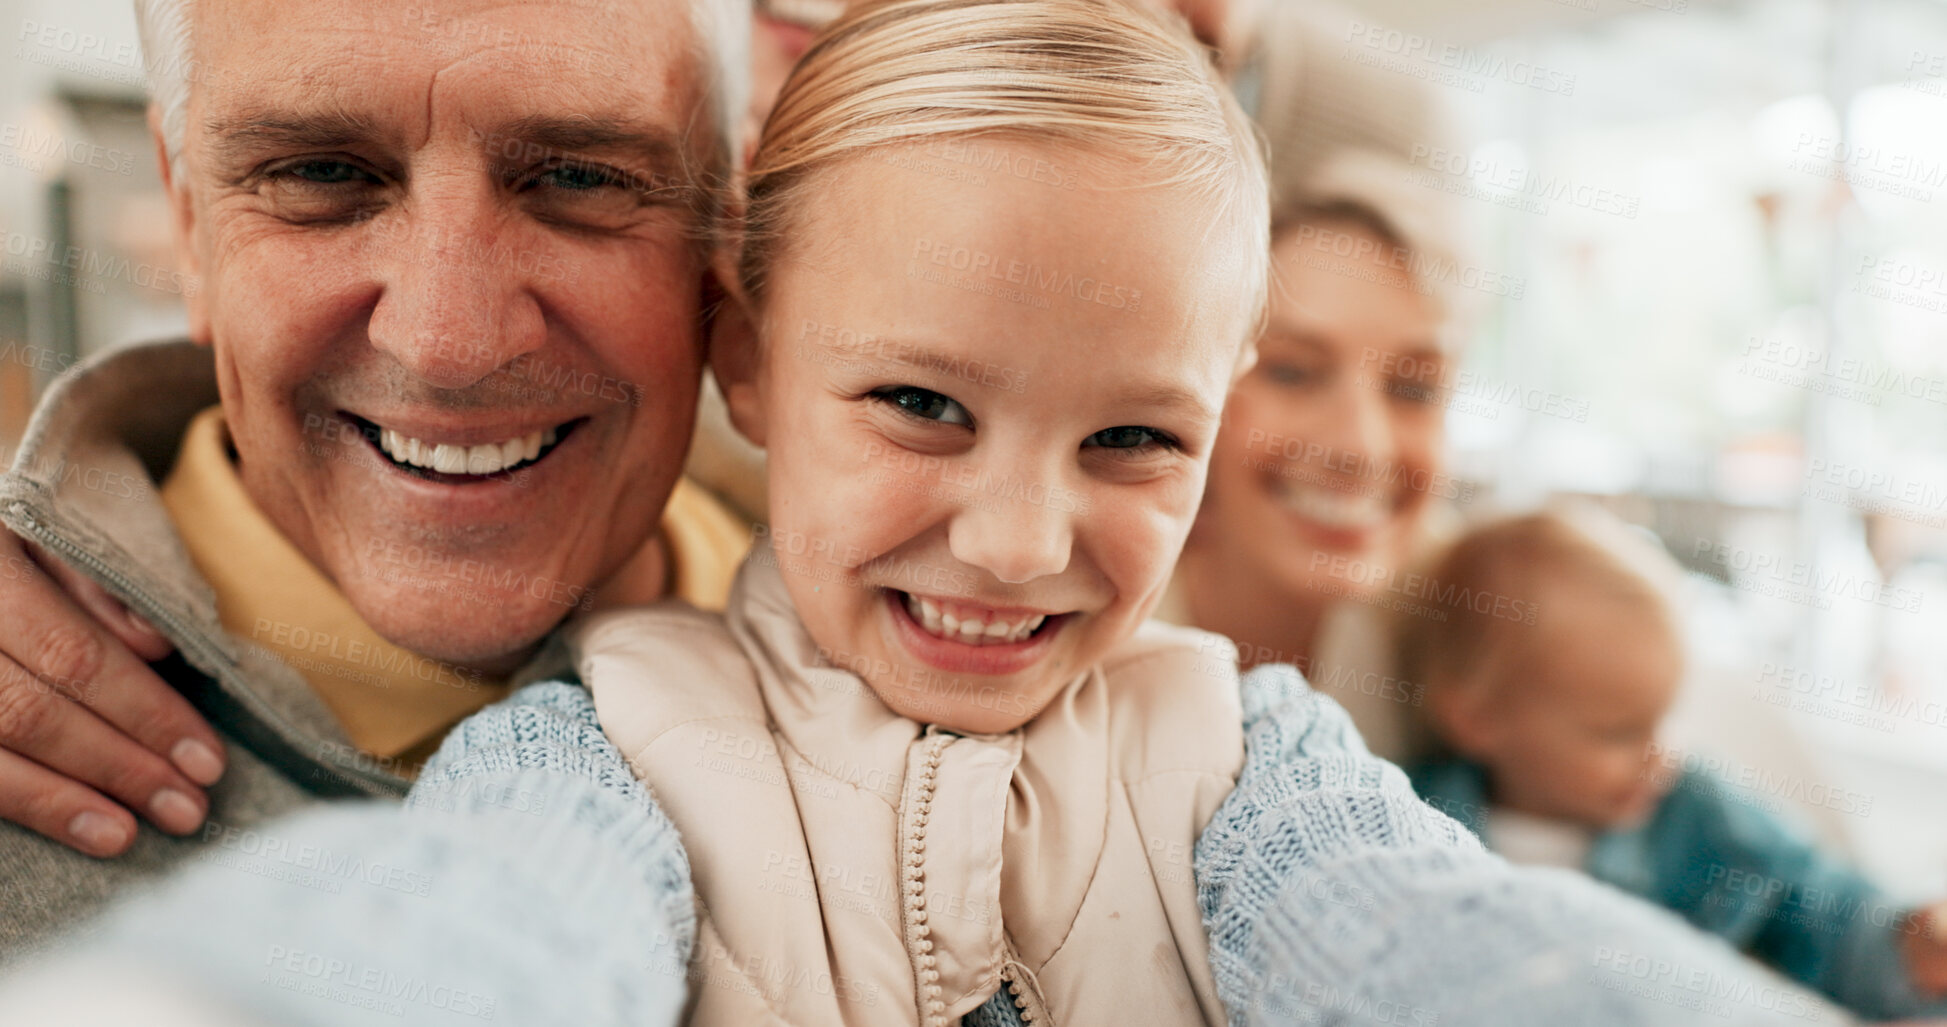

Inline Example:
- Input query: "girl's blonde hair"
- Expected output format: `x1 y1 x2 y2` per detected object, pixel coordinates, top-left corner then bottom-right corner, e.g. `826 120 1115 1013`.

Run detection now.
738 0 1269 335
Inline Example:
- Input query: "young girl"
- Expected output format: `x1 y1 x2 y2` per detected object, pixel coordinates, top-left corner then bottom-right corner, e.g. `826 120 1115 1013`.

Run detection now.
570 0 1269 1022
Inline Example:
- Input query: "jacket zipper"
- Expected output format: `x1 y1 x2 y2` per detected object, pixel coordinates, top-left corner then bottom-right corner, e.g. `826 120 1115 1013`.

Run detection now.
899 726 1053 1027
12 508 213 669
901 727 956 1027
998 939 1052 1025
7 503 401 796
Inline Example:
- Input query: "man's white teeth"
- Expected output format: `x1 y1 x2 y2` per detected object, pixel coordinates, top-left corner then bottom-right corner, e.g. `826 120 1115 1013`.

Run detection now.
379 426 557 476
1275 480 1388 530
901 593 1046 646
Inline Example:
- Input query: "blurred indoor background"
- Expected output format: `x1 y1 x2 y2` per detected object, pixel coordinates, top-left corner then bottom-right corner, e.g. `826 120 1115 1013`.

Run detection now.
3 0 1945 901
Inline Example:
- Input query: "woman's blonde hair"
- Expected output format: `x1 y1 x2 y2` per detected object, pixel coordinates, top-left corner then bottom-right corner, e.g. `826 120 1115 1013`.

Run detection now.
738 0 1269 334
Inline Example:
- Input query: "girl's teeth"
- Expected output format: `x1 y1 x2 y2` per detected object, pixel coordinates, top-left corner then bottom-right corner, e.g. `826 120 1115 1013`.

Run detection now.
900 593 1048 647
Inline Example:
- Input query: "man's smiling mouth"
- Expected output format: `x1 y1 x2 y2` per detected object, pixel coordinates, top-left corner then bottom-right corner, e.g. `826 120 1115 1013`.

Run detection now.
342 413 584 482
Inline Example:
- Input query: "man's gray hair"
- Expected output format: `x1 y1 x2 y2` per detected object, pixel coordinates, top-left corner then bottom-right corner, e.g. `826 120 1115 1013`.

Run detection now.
133 0 751 179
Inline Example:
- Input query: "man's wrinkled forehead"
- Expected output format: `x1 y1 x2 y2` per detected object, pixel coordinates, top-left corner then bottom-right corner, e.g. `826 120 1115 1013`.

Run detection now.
189 0 708 155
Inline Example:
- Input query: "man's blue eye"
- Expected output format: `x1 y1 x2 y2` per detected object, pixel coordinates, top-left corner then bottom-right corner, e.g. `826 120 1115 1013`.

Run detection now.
1085 426 1167 449
289 161 370 184
542 163 620 191
874 386 971 426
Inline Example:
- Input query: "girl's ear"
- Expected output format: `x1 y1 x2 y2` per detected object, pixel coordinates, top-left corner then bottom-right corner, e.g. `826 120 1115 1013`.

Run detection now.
709 298 768 449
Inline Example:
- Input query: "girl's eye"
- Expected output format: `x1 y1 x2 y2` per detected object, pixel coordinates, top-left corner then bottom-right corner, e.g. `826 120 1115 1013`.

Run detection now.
1084 426 1175 450
872 386 972 426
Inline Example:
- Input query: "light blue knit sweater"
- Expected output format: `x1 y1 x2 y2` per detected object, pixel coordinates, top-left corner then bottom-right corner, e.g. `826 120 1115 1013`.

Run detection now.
15 670 1855 1026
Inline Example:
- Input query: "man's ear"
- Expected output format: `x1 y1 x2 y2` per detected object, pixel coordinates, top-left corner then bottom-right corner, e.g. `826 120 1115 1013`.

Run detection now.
151 108 209 345
708 297 767 449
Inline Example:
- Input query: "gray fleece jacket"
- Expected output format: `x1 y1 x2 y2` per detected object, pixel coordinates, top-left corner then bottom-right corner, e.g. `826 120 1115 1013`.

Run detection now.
0 339 410 962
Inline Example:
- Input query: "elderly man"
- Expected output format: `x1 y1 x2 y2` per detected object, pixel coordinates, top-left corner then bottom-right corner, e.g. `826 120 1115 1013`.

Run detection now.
0 0 750 957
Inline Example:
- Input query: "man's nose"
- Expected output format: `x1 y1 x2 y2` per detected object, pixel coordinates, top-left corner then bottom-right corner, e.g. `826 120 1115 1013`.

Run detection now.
946 454 1075 586
366 187 547 389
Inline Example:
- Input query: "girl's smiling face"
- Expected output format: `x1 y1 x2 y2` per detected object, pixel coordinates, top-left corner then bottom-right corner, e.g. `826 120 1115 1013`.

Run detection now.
717 145 1253 733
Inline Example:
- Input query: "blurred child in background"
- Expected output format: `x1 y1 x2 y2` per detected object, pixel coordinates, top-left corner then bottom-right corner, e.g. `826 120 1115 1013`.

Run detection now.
1402 507 1947 1019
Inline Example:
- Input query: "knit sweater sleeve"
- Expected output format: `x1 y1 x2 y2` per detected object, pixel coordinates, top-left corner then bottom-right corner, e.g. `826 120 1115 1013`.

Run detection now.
1195 665 1858 1027
0 681 696 1027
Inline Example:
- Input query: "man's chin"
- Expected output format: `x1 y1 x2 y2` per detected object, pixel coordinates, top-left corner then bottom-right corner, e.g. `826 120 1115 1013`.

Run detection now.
345 589 575 676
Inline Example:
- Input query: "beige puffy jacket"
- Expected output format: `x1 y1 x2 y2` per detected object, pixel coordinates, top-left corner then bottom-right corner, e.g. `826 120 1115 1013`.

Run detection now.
573 554 1245 1025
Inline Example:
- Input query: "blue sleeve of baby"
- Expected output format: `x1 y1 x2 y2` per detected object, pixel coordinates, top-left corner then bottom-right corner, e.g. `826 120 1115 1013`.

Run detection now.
1647 771 1944 1021
1194 663 1856 1027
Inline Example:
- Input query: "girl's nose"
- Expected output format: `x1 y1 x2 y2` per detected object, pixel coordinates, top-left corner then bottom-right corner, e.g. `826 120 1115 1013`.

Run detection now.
947 480 1075 585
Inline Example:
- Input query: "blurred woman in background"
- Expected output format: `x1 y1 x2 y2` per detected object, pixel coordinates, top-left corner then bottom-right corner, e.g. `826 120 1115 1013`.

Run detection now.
1161 1 1473 762
1167 171 1463 762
